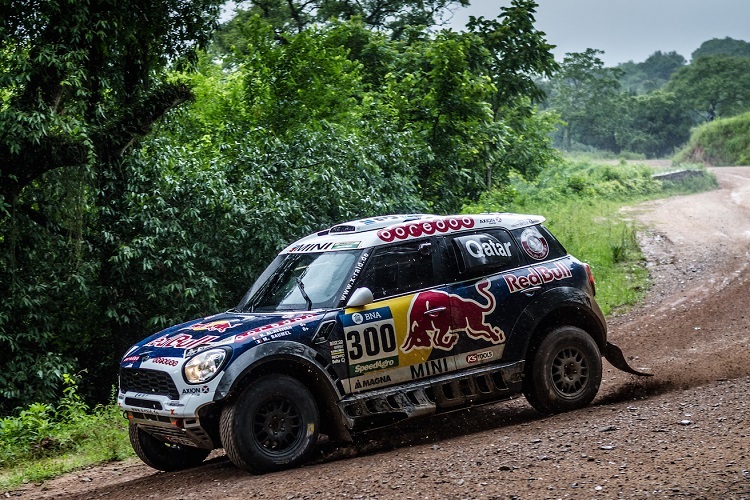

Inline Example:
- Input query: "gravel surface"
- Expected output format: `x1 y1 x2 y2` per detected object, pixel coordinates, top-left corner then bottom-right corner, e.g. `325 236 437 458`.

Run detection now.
10 167 750 499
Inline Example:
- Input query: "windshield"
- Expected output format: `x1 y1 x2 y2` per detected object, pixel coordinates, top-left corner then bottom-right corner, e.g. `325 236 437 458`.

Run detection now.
239 250 363 312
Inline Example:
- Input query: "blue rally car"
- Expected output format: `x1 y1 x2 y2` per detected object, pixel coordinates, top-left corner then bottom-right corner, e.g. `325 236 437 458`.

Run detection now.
118 214 650 473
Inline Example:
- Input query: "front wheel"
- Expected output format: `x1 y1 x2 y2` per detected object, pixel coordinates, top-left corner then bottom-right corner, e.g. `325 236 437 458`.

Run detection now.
129 423 210 471
220 375 320 474
523 326 602 414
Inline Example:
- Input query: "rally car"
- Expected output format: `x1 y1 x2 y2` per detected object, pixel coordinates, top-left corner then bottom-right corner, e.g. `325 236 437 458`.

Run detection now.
118 213 650 474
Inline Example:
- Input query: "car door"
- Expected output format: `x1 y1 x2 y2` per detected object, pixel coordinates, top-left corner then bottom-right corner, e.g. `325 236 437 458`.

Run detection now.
441 229 533 370
341 239 458 394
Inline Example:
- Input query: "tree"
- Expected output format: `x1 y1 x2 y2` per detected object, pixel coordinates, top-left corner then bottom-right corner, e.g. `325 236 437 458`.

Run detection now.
618 50 686 94
215 0 469 37
692 37 750 60
547 49 625 151
666 55 750 121
618 91 692 157
0 0 222 204
0 0 222 411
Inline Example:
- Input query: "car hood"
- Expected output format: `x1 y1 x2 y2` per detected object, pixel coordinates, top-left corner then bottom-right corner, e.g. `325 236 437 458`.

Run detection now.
120 310 326 365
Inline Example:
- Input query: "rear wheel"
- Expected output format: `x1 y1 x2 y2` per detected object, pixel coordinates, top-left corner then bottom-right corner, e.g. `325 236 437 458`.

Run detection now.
129 423 210 471
220 375 320 474
523 326 602 414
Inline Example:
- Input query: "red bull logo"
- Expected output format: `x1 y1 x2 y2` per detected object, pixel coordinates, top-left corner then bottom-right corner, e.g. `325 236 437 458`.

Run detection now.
503 262 572 293
402 281 505 352
144 333 219 350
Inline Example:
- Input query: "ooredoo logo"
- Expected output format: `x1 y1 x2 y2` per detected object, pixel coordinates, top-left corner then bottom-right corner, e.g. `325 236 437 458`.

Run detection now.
377 216 475 242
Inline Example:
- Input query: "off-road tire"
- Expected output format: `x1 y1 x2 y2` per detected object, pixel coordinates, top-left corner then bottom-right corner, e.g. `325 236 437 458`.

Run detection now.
220 374 320 474
129 423 210 471
523 326 602 414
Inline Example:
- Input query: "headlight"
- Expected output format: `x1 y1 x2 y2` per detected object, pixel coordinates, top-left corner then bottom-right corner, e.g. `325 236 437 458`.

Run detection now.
183 348 229 384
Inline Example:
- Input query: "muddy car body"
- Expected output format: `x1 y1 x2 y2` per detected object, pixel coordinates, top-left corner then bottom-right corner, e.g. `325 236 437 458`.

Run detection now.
119 213 648 473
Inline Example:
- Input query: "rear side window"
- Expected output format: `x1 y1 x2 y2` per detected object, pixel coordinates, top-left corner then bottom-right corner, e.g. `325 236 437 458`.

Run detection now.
358 240 436 299
511 225 567 262
449 230 522 279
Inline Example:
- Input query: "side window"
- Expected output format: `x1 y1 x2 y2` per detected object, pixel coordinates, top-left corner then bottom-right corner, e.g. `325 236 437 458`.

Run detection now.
511 224 567 262
359 240 436 299
449 230 522 279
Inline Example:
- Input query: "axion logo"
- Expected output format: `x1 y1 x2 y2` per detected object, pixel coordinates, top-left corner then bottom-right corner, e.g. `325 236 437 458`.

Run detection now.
503 262 572 293
377 216 475 242
402 280 505 353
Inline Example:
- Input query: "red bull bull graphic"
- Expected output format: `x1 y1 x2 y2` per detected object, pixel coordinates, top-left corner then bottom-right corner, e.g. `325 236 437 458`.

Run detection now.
343 306 399 377
183 320 237 334
503 262 572 294
402 280 505 353
377 216 475 243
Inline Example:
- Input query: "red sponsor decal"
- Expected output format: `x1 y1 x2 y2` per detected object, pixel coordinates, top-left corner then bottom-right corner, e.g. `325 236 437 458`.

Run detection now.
151 357 178 367
184 320 237 333
234 314 319 343
402 280 505 353
503 262 572 293
123 356 140 363
145 333 219 350
377 216 475 242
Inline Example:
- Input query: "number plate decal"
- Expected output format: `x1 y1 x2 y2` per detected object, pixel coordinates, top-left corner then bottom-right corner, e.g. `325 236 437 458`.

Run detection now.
343 307 399 377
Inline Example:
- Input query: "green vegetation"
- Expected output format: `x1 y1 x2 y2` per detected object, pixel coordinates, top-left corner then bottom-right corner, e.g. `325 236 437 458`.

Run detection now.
0 375 131 489
464 160 717 315
675 112 750 166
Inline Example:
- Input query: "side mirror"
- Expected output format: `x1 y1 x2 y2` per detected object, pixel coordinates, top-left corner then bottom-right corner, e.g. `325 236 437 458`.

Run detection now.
346 287 374 308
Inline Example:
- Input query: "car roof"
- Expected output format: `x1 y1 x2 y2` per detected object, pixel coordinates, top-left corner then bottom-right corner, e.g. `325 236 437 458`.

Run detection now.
280 213 545 254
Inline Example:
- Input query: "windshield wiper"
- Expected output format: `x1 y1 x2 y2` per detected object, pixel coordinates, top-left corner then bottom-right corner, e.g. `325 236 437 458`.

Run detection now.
295 277 313 311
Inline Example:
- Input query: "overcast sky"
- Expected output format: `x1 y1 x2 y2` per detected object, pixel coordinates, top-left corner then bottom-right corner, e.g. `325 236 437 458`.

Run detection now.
445 0 750 66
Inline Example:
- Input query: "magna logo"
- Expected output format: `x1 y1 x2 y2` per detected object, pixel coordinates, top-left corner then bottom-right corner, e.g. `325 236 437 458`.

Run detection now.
466 350 494 364
378 216 475 242
503 262 572 293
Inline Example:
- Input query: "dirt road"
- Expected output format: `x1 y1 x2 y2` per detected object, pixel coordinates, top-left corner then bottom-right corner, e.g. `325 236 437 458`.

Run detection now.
16 167 750 499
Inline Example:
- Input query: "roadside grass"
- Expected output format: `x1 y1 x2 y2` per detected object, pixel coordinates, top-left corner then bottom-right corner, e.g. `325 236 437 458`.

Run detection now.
0 160 717 491
464 159 717 315
0 377 132 490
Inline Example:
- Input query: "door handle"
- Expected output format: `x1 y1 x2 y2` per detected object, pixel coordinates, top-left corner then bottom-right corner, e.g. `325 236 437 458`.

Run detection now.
523 286 542 296
424 307 446 317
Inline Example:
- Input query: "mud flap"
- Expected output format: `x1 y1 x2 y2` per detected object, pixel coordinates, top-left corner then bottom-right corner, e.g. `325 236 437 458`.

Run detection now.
603 342 653 377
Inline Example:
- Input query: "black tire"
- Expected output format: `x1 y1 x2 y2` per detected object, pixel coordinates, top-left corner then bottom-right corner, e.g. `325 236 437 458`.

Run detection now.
523 326 602 414
220 375 320 474
129 423 210 471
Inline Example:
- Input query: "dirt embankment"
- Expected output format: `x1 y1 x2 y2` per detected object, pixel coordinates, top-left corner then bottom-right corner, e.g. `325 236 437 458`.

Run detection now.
10 167 750 499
